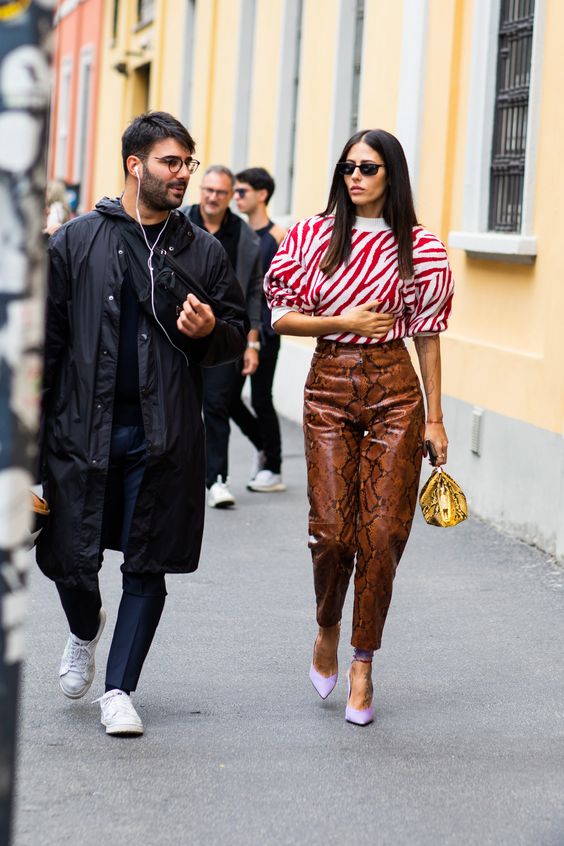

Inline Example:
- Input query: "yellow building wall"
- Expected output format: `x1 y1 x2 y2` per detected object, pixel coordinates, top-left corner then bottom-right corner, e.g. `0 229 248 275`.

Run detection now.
359 0 403 131
417 0 464 241
527 0 564 434
291 0 339 219
187 0 216 164
247 0 286 172
91 0 187 204
429 0 562 435
88 0 563 436
190 0 241 180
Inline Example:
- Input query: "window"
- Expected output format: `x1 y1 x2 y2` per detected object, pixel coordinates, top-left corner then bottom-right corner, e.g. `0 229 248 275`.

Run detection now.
488 0 535 232
349 0 365 135
112 0 120 41
448 0 544 260
328 0 367 182
272 0 304 216
132 63 151 114
73 47 93 210
231 0 257 171
137 0 154 24
395 0 429 198
286 0 304 212
180 0 197 126
55 58 72 180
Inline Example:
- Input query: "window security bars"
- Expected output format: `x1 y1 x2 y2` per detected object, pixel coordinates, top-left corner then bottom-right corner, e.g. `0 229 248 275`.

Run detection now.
488 0 535 232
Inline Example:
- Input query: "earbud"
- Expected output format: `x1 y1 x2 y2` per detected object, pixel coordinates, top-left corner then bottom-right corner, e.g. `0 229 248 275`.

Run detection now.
134 164 140 178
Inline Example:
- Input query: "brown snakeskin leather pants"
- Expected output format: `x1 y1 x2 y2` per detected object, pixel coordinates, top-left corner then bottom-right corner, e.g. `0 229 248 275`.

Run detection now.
304 339 424 650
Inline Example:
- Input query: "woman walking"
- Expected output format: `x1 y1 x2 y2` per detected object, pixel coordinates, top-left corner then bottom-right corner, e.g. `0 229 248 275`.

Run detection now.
265 129 453 725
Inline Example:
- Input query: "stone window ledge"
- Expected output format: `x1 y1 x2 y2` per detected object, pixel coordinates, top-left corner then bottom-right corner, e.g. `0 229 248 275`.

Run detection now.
448 231 537 264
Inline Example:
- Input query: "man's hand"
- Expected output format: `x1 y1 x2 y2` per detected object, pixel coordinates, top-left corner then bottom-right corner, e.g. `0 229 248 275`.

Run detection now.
242 347 259 376
176 293 216 339
340 300 395 338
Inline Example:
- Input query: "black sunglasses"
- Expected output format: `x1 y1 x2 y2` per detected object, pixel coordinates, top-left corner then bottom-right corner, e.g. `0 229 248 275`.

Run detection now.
335 162 385 176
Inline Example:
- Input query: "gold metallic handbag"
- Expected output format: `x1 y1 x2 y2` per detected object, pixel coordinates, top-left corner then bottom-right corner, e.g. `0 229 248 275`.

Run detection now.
419 467 468 528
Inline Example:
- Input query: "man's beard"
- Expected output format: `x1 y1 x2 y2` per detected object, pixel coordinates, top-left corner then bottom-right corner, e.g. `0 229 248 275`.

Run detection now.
139 168 186 211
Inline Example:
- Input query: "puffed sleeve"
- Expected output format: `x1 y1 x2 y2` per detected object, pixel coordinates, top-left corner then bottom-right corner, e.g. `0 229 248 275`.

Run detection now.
264 219 315 325
405 229 454 335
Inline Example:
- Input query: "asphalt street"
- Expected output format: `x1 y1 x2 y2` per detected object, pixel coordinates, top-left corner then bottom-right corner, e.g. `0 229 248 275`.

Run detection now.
14 415 564 846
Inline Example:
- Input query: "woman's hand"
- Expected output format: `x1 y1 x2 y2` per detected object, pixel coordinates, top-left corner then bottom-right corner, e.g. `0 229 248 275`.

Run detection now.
424 422 448 467
340 300 395 338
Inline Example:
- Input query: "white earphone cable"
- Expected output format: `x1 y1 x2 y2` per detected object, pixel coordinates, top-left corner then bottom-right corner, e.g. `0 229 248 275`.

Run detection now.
134 170 189 367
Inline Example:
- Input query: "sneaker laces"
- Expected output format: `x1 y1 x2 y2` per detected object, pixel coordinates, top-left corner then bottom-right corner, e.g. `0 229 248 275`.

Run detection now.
61 637 92 677
92 689 131 713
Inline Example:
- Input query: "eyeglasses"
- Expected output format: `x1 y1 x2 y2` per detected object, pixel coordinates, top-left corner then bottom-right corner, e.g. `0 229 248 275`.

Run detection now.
201 186 230 198
335 162 385 176
234 187 250 198
152 156 200 174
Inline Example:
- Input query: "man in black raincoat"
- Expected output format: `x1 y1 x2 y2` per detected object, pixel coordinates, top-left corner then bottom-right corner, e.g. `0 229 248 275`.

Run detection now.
36 112 249 736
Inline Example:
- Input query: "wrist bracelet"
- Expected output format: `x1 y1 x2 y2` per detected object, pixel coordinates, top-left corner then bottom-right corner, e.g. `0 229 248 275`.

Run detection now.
426 418 443 424
247 341 261 351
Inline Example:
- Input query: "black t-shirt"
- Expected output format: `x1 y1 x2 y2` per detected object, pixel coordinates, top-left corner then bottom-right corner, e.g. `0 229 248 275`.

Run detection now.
255 222 280 341
255 222 279 274
188 205 241 270
113 221 165 426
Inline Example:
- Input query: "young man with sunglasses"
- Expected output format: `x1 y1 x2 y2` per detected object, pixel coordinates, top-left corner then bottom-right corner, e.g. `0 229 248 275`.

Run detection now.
233 167 287 492
181 165 263 508
37 112 248 736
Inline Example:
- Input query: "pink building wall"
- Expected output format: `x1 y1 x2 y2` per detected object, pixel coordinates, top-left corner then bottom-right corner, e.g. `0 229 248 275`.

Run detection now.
49 0 104 212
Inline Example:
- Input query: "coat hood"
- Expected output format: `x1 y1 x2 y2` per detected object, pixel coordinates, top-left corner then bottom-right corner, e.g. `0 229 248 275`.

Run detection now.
95 195 131 219
94 195 196 253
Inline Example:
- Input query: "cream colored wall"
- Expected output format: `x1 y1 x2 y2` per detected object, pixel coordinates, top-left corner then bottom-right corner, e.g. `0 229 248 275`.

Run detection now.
153 2 187 114
417 0 464 240
291 0 339 219
247 0 286 172
359 0 404 131
435 0 562 434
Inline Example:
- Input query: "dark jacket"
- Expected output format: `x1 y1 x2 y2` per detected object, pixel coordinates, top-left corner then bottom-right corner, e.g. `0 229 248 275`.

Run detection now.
36 197 248 590
182 204 262 331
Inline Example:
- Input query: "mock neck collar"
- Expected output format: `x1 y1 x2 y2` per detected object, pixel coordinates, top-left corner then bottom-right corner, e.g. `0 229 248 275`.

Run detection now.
353 216 390 232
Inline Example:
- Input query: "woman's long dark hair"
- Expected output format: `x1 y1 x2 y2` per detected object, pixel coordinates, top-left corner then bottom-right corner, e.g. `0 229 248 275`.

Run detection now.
319 129 418 279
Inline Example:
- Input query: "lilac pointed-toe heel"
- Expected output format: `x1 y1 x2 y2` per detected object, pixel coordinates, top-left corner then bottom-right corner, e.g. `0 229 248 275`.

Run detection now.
345 669 374 726
309 662 338 700
309 636 338 700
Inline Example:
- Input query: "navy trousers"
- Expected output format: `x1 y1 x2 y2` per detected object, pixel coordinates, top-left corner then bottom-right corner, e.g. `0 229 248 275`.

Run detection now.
56 425 166 693
229 333 282 474
202 361 241 486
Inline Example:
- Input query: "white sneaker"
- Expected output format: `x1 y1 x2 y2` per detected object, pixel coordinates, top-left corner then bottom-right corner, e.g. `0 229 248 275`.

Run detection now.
208 476 235 508
247 470 286 493
59 608 107 699
94 689 144 736
249 449 266 481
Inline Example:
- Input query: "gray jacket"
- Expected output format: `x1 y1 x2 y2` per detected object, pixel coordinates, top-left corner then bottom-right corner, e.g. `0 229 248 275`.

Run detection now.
182 204 262 330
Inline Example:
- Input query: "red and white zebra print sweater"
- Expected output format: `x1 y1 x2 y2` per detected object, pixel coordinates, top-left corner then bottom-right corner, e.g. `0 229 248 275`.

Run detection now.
264 215 454 344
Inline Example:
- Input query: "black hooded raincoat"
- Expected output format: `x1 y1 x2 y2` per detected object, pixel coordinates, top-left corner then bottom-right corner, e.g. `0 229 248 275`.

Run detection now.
36 197 249 591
